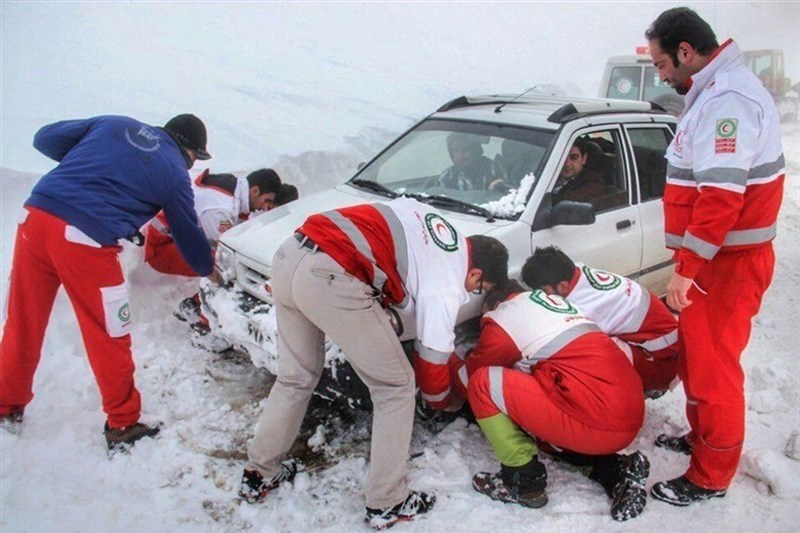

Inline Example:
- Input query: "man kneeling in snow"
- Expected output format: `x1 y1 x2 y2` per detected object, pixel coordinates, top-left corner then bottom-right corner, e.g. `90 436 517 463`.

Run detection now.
450 280 650 521
143 168 297 332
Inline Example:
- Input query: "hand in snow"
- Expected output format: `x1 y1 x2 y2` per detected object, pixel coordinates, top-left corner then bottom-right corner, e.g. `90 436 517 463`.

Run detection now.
666 272 693 312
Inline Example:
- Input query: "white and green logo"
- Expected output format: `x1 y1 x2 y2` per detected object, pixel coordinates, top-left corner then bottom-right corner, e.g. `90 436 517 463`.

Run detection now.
529 289 578 314
425 213 459 252
583 266 621 291
118 303 131 323
716 118 738 139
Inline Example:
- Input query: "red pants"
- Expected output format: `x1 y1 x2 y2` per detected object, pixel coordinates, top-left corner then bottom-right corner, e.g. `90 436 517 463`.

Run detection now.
468 366 639 456
680 245 775 489
631 345 678 392
144 225 199 277
0 207 141 427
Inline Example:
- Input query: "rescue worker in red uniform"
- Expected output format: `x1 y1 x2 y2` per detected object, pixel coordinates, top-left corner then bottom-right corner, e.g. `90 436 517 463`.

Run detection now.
645 8 785 505
0 114 215 451
522 246 679 396
450 280 650 521
144 168 287 278
238 197 509 529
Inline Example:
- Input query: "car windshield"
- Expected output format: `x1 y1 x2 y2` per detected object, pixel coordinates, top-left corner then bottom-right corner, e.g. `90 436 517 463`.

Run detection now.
349 119 555 220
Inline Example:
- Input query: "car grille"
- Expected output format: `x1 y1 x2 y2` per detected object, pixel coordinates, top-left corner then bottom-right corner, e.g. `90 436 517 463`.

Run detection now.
235 258 273 303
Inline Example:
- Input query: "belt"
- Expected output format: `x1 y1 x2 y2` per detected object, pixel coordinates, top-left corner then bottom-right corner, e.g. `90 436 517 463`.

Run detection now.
294 232 319 252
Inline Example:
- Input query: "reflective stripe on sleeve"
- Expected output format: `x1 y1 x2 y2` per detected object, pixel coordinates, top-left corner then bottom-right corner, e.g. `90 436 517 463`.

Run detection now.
422 388 450 403
416 343 451 365
682 231 720 260
635 330 679 353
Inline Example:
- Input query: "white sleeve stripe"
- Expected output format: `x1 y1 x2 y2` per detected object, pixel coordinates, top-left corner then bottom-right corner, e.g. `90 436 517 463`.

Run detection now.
633 330 679 352
422 388 450 403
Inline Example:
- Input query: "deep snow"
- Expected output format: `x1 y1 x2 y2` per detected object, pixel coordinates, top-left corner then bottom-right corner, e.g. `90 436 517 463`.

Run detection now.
2 3 800 532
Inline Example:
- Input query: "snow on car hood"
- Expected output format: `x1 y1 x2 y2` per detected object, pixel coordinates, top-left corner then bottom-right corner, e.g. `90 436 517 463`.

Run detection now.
218 183 513 269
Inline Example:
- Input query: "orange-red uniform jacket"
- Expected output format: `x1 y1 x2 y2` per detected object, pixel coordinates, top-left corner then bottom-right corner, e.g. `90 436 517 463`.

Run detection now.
664 39 784 277
452 290 644 434
298 197 471 409
564 263 678 360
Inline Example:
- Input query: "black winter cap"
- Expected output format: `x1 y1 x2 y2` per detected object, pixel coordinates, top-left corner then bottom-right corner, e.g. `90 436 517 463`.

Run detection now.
164 114 211 160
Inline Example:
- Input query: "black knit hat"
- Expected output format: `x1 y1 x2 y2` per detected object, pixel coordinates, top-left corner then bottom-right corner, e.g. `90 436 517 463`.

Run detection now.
164 114 211 160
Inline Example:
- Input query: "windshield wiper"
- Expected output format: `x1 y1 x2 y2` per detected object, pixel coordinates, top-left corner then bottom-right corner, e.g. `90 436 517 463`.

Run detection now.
350 179 398 199
406 193 495 223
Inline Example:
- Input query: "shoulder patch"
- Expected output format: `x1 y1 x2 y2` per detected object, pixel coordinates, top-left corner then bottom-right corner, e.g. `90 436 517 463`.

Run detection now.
715 118 737 154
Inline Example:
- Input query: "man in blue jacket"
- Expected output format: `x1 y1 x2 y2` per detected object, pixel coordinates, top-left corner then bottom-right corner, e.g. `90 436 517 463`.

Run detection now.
0 114 215 451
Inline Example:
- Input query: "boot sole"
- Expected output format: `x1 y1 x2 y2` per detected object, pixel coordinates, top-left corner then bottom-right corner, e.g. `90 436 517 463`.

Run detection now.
650 485 726 506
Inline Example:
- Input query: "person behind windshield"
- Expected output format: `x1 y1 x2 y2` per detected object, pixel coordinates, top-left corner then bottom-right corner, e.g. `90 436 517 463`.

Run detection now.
553 137 607 203
429 133 495 191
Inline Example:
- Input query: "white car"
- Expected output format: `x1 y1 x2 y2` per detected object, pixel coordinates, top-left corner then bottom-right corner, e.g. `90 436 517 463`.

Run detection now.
203 94 676 406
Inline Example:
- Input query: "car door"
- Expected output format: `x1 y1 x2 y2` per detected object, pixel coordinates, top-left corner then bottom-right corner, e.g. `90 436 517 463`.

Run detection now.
623 123 676 294
531 125 643 279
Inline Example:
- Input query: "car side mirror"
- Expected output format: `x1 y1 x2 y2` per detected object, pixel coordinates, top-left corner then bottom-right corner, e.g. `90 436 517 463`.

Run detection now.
532 193 596 231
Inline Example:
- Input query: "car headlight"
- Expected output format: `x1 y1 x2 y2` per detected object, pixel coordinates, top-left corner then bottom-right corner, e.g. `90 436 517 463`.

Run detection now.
215 243 237 284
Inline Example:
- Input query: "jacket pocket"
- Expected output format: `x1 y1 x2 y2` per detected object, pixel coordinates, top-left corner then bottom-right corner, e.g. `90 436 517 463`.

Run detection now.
101 283 132 337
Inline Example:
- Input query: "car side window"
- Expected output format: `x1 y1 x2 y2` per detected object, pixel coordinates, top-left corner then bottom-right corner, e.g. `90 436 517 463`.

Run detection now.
627 127 673 201
553 129 630 213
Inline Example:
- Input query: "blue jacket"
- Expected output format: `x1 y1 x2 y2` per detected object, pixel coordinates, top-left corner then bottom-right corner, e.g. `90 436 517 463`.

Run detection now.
27 115 214 276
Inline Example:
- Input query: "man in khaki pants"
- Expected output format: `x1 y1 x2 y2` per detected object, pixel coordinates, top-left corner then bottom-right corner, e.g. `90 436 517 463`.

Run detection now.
238 197 508 529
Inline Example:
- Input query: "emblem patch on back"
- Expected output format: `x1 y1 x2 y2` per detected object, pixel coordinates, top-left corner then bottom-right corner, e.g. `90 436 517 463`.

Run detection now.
583 266 621 291
425 213 459 252
528 290 578 314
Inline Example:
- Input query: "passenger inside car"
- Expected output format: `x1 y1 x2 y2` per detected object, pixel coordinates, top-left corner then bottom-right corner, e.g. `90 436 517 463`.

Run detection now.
491 139 542 191
554 137 626 212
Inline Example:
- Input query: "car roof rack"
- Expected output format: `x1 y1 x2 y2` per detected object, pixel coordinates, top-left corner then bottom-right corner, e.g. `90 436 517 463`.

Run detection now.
547 100 667 123
438 95 668 121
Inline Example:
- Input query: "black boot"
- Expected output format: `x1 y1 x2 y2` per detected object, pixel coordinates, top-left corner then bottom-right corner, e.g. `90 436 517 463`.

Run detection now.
104 421 161 452
238 459 298 504
472 456 548 508
365 491 436 530
655 433 692 455
651 475 726 506
0 408 24 435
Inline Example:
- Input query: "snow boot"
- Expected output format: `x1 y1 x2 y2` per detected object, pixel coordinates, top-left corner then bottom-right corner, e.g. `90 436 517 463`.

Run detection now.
651 475 726 506
238 459 298 504
104 421 161 452
0 408 24 435
365 490 436 530
472 457 548 509
610 451 650 521
655 433 692 455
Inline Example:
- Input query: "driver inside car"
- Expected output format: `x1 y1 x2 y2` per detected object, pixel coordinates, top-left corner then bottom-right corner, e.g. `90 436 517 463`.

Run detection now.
428 132 495 191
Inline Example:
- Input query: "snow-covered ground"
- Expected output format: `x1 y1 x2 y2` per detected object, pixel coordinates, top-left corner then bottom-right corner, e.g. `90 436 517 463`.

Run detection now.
0 125 797 532
2 3 800 532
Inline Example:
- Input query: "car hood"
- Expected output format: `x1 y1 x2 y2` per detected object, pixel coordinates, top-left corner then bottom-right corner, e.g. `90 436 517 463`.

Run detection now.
219 184 513 268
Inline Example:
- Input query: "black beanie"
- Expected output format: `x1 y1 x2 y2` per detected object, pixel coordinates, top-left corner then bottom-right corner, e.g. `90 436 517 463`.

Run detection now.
164 114 211 160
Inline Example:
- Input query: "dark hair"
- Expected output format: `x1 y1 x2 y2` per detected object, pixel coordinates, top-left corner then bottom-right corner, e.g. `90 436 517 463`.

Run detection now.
275 183 299 206
571 136 589 157
521 246 576 289
468 235 509 285
483 279 525 312
246 168 282 195
645 7 718 67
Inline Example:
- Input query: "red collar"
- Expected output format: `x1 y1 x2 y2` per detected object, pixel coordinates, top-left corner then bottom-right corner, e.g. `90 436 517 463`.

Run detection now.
685 38 733 92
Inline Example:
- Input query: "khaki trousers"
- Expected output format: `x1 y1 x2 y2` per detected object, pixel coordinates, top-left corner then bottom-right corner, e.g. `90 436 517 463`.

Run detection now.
246 236 416 508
